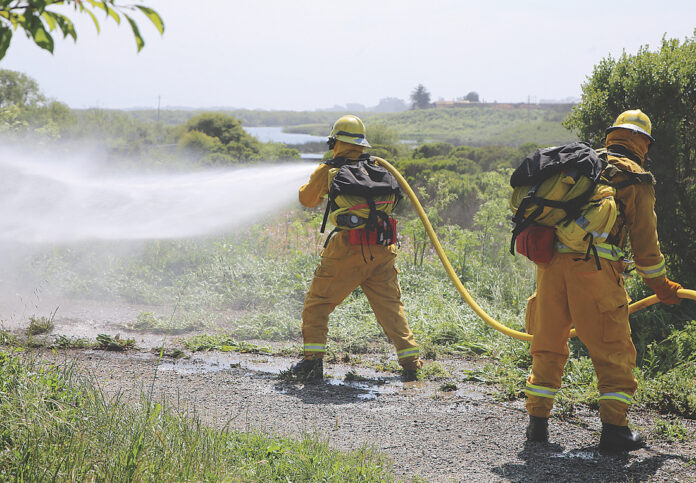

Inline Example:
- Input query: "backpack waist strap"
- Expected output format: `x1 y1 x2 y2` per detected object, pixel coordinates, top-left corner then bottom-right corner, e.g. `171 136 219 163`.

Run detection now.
555 242 625 261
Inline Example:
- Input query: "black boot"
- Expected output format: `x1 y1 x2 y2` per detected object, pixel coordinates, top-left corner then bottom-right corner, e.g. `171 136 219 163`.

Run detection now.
599 423 645 452
289 358 323 381
401 369 419 382
526 415 549 443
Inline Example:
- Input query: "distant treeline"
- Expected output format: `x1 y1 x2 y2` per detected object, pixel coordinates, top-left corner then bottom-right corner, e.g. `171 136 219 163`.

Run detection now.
123 109 358 127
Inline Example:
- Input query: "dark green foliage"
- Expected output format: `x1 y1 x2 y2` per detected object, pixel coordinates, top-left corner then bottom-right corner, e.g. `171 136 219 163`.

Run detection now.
180 112 261 163
565 32 696 291
176 112 300 164
414 142 454 159
465 91 480 103
637 363 696 418
642 321 696 376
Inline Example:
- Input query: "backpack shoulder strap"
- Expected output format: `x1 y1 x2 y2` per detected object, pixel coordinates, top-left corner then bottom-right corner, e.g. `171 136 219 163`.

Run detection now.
324 156 350 168
603 163 656 189
605 144 645 165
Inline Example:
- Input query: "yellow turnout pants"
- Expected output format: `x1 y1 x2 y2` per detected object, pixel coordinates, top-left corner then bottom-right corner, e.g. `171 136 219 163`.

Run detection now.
301 233 420 370
525 253 637 426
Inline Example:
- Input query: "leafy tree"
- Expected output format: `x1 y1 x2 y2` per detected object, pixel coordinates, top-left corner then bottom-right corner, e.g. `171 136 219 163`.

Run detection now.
410 84 431 110
179 112 263 163
184 113 253 146
0 69 44 107
413 142 453 159
565 33 696 289
465 91 480 103
0 68 74 137
0 0 164 59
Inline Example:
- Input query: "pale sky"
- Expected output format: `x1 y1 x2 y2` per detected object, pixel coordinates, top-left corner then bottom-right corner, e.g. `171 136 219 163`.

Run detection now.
1 0 694 110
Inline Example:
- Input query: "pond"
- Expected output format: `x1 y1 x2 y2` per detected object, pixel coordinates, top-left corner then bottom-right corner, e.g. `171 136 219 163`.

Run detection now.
243 126 326 145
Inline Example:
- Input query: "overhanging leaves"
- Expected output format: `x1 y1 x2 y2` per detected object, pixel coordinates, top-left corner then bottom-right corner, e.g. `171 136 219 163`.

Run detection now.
0 1 163 60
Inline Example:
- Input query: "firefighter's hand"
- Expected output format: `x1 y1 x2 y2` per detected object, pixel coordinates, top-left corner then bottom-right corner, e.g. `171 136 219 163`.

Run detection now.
651 278 683 305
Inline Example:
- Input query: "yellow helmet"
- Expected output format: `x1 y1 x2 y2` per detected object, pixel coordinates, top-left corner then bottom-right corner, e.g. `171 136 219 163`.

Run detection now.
328 115 371 148
606 109 655 143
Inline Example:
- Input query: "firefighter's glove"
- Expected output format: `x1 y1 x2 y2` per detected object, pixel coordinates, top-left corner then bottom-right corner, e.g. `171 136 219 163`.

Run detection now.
649 277 683 305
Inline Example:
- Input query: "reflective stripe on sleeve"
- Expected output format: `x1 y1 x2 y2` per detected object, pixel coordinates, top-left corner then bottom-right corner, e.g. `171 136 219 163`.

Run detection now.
598 392 633 405
525 383 558 399
635 260 666 279
397 347 419 359
303 344 326 353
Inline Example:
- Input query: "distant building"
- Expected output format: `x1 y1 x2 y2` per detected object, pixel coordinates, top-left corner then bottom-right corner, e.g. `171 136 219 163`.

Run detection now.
433 100 471 108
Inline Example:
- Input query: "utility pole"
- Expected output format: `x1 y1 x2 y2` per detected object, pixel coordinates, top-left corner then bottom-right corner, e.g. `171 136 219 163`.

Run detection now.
157 95 161 122
527 95 530 122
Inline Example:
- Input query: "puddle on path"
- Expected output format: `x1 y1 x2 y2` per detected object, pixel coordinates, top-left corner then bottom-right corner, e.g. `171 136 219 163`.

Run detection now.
550 450 599 461
152 350 443 401
155 352 296 375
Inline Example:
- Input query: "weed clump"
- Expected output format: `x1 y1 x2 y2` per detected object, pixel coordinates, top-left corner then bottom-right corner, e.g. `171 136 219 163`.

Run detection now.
182 334 271 354
27 315 54 335
52 335 93 349
96 333 136 351
651 418 689 442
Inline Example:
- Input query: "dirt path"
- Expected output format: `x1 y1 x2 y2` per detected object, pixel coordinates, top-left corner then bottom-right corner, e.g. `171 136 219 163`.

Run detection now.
4 299 695 481
37 348 692 482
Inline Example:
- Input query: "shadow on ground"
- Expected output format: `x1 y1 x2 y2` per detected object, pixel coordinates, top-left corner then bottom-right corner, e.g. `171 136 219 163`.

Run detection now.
492 440 691 482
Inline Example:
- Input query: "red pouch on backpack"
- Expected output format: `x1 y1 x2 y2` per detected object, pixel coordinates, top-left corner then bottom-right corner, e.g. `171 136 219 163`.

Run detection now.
515 225 555 263
349 218 398 246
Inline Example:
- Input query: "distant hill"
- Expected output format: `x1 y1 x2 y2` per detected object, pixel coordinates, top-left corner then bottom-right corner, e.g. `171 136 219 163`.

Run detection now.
118 103 577 148
370 104 576 147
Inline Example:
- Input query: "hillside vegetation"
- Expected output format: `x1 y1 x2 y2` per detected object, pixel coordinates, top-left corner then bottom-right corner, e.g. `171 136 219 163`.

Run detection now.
283 105 575 147
126 104 576 147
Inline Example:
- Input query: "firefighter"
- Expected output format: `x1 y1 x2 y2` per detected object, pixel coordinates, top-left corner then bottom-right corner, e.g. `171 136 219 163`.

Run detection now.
524 110 683 451
289 115 422 381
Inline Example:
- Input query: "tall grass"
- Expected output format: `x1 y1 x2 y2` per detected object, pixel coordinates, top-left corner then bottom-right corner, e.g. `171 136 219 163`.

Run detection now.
0 350 394 481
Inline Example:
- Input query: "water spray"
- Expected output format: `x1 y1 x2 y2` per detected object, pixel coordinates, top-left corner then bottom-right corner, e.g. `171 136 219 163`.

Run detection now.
0 150 316 244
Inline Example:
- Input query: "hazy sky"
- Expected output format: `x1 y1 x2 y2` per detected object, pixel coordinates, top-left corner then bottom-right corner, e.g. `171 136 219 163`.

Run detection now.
1 0 694 110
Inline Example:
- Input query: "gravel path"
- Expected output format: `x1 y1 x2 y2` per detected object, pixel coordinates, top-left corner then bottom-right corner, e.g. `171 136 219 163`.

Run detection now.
44 348 695 482
4 298 694 481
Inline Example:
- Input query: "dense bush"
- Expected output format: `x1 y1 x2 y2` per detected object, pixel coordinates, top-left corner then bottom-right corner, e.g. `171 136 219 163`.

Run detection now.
565 33 696 292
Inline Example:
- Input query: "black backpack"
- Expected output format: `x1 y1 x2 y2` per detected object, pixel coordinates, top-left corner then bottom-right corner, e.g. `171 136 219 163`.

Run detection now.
510 142 606 253
320 154 402 247
510 141 654 268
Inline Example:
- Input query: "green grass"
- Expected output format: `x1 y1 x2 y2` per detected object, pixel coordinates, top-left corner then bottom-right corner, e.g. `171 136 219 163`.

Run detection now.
52 335 94 349
181 334 272 354
96 333 136 351
27 315 55 335
0 350 395 481
651 417 689 442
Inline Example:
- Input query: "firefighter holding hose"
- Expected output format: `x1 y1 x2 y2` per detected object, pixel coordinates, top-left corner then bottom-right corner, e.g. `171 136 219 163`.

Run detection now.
523 110 683 452
289 115 422 382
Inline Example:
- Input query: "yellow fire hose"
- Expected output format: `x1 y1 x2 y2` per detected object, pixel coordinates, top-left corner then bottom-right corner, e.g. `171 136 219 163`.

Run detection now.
376 158 696 342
